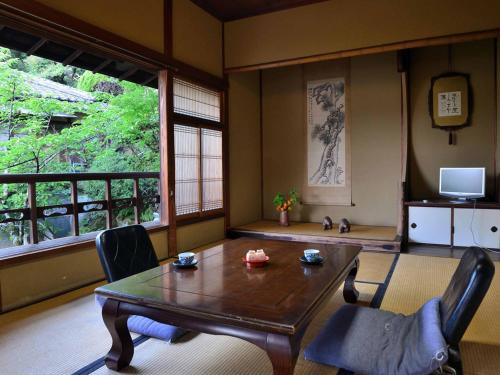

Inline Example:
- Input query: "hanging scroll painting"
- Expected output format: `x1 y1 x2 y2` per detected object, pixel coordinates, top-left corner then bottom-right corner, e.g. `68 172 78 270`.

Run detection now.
303 76 351 206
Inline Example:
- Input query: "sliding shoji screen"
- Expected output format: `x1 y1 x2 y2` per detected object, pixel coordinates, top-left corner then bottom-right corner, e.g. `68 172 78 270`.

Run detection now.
173 78 223 218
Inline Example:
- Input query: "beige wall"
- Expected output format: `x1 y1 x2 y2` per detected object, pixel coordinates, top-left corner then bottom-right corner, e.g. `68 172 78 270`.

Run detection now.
37 0 164 53
409 40 497 199
172 0 223 77
0 229 169 312
176 218 225 251
225 0 500 69
229 71 262 227
262 53 401 226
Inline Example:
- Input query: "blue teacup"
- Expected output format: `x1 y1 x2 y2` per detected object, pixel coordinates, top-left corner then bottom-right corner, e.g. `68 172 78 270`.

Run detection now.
304 249 320 262
178 252 195 265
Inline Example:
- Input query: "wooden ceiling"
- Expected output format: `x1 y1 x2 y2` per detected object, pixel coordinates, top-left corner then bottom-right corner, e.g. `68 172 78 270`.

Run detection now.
191 0 330 21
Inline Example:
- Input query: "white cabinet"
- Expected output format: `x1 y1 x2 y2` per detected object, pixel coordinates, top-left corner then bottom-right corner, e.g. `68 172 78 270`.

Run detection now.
453 208 500 249
408 207 451 245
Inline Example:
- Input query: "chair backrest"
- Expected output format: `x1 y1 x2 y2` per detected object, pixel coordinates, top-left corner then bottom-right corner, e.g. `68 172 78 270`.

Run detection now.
95 224 159 282
440 247 495 346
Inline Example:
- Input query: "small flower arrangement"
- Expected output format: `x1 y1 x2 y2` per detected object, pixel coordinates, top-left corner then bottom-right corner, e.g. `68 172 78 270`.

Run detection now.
273 188 299 212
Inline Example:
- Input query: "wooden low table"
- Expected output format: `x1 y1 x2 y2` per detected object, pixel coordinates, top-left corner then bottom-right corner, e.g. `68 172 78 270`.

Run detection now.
95 238 361 374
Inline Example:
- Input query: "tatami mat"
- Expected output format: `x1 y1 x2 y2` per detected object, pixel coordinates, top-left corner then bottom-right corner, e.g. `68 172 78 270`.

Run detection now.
381 253 500 375
356 252 395 284
234 220 397 241
0 240 387 375
91 284 377 375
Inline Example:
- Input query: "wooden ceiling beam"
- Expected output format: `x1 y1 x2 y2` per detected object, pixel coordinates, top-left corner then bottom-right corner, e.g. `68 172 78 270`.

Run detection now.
26 37 46 55
119 67 138 80
62 49 82 65
92 59 112 73
141 74 157 86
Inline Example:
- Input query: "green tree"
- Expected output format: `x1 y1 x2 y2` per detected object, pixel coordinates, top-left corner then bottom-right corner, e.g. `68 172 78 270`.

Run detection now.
0 48 159 247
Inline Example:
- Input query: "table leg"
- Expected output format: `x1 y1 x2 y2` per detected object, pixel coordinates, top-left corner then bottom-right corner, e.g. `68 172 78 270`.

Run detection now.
102 299 134 371
265 333 301 375
343 256 360 303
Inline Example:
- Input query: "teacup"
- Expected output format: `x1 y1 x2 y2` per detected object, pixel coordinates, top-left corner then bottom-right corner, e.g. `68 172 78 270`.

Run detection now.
304 249 320 262
178 252 195 265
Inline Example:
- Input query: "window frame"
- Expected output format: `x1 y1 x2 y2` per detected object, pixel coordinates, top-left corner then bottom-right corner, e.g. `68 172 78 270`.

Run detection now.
171 75 227 225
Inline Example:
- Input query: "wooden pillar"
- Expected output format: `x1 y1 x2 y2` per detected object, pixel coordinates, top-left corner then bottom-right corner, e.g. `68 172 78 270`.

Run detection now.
397 50 411 240
70 180 79 236
28 181 38 244
159 70 177 257
133 177 141 224
105 178 113 229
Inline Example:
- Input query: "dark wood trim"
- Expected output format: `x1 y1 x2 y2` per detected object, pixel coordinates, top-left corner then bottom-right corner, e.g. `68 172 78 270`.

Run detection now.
164 0 172 58
104 179 113 229
191 0 329 22
92 59 112 73
119 67 139 81
494 38 498 201
172 113 222 130
222 82 230 232
0 0 165 70
0 172 159 184
159 70 177 257
228 228 401 253
26 36 46 55
61 49 82 65
224 28 500 73
70 180 79 236
28 181 38 244
0 0 227 91
0 223 168 268
177 210 225 227
259 69 264 219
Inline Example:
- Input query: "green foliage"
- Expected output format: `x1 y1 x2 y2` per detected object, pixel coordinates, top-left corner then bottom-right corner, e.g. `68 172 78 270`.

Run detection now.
0 48 160 246
273 188 299 212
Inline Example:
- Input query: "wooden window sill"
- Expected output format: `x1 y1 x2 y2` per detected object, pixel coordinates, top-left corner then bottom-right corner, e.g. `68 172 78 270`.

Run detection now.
0 222 168 267
177 210 225 226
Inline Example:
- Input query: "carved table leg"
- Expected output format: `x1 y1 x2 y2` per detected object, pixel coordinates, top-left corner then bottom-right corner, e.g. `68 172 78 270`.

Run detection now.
343 256 360 303
265 333 301 375
102 299 134 371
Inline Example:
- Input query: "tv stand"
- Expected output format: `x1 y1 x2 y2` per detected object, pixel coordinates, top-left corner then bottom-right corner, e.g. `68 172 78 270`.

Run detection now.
405 200 500 249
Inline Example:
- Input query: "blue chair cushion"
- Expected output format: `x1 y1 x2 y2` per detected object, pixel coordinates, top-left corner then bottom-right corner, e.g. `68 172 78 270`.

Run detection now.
96 295 187 343
304 297 448 375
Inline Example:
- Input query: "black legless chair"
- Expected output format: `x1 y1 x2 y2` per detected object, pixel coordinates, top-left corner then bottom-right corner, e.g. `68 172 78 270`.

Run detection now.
304 247 495 375
95 224 186 342
95 224 159 282
440 247 495 373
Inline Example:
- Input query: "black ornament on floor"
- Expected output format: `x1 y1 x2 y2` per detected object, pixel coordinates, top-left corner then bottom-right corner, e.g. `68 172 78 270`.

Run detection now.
323 216 333 230
339 218 351 233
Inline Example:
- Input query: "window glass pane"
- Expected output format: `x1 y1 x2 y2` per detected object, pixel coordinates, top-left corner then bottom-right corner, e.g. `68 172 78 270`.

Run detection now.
174 124 200 215
173 78 221 122
201 129 223 211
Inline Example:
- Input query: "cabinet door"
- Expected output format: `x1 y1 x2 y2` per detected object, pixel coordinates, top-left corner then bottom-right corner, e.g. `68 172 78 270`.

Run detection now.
408 207 451 245
454 208 500 249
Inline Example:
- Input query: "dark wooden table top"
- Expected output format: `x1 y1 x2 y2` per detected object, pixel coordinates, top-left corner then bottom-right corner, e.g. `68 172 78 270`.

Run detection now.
95 238 360 334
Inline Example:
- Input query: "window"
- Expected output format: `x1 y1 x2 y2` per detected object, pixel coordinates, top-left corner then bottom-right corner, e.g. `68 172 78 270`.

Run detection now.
173 78 224 219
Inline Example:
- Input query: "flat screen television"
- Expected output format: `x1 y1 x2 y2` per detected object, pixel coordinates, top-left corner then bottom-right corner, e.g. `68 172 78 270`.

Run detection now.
439 167 485 200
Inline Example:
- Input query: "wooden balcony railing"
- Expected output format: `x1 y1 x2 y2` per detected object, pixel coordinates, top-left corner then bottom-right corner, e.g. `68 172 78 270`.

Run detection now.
0 172 160 245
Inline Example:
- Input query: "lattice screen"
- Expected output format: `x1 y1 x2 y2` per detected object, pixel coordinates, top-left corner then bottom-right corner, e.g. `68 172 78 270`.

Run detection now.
174 124 200 216
201 128 223 211
173 78 221 122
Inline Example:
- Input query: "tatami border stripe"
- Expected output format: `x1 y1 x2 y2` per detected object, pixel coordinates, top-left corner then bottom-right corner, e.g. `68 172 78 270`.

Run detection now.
71 334 150 375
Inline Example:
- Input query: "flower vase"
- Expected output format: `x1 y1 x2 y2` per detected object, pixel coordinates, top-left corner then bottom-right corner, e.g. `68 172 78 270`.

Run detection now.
279 210 289 226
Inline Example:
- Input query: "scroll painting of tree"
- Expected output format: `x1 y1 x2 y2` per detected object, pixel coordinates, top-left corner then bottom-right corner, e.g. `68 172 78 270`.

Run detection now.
307 78 346 187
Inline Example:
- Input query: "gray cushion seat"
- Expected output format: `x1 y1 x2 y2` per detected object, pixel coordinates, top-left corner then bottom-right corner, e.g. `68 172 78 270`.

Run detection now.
304 297 448 375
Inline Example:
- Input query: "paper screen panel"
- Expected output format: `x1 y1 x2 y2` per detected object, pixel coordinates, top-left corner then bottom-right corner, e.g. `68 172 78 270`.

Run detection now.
173 78 221 122
201 128 223 211
174 124 200 216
